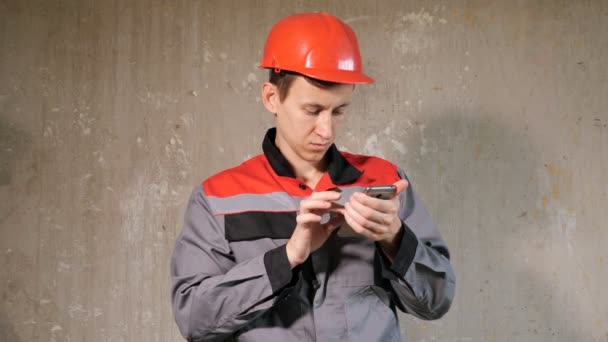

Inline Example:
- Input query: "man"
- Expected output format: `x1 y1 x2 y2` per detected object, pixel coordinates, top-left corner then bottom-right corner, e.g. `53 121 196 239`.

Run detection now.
171 12 455 342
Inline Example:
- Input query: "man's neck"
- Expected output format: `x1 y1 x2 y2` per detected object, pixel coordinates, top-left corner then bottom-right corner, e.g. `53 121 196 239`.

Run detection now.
274 132 327 189
274 141 328 188
292 158 327 189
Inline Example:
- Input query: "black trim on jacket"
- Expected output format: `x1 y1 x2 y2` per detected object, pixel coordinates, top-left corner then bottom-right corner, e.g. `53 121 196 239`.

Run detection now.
262 128 362 185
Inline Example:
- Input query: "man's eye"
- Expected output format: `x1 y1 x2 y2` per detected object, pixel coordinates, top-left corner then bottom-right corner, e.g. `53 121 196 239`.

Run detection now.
306 109 320 115
332 111 344 116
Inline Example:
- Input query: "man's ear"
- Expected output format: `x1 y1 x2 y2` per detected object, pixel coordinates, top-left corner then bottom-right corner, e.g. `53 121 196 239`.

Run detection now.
261 82 280 114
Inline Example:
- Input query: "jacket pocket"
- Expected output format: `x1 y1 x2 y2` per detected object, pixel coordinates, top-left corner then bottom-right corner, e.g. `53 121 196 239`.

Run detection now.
344 286 402 342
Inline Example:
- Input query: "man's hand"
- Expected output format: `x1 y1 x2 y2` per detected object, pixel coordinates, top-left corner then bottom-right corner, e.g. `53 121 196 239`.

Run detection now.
286 191 345 267
342 179 409 260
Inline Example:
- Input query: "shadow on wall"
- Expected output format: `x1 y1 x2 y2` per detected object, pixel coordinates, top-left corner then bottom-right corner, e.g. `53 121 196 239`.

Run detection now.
0 118 26 342
0 248 69 342
394 109 588 341
1 249 28 342
0 117 32 188
0 311 21 342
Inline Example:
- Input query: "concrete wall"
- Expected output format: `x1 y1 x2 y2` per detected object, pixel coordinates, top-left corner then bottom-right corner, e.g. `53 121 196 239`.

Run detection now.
1 1 606 341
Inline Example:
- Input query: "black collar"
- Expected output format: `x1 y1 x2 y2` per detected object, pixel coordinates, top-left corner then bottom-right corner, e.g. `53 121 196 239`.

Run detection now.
262 128 362 185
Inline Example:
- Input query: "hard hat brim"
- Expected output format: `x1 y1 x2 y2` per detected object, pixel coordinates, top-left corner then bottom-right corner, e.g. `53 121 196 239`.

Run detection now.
259 66 375 85
299 68 375 85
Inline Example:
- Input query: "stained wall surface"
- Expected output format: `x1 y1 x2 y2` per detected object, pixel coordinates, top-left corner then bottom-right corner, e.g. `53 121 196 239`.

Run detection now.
1 1 607 341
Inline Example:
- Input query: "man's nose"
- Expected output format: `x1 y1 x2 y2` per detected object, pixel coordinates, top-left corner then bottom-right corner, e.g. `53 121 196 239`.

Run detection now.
315 112 333 139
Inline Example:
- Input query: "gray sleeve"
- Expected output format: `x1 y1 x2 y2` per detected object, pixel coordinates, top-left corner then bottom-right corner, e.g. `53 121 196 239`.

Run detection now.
378 168 456 320
170 187 295 341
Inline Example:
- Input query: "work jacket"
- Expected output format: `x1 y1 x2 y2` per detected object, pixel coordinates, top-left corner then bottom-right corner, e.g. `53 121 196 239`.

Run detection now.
171 128 455 341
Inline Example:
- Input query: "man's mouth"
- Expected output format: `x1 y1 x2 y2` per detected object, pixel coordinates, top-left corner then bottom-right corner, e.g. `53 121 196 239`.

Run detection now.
310 142 330 151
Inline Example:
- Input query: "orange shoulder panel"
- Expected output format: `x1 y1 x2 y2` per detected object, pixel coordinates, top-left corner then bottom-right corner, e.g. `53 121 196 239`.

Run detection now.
341 151 401 185
202 155 283 197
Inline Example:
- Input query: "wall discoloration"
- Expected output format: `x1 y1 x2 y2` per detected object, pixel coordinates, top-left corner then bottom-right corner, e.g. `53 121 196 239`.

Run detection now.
1 1 607 341
0 119 31 186
391 9 439 56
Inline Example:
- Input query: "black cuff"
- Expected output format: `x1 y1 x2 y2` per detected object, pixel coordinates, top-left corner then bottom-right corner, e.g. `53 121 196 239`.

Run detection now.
263 244 294 293
390 221 419 276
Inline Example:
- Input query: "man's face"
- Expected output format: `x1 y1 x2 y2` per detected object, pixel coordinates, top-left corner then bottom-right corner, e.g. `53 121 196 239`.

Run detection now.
267 76 354 166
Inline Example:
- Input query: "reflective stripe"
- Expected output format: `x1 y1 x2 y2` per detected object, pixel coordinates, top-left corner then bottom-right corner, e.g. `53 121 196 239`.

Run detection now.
207 186 366 215
207 192 303 214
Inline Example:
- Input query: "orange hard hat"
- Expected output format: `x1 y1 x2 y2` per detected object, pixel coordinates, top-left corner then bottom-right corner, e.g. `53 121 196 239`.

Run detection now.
259 12 374 84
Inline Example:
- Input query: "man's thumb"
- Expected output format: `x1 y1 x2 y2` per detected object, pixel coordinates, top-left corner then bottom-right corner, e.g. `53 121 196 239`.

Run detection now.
393 179 409 197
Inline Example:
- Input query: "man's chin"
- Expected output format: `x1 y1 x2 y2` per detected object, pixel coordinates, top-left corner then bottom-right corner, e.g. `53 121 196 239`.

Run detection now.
302 150 329 163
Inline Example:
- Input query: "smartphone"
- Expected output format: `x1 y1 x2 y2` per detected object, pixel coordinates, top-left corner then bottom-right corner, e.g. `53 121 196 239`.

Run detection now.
337 185 397 238
362 185 396 200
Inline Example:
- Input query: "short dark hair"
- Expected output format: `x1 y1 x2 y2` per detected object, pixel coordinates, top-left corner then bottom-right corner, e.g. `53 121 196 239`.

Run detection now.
268 70 343 102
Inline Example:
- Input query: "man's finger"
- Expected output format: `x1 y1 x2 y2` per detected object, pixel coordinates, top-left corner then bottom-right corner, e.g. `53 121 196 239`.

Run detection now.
393 179 409 197
296 213 322 225
309 191 342 201
323 213 345 231
348 197 386 225
343 213 381 241
300 199 333 212
344 202 386 235
352 192 397 215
